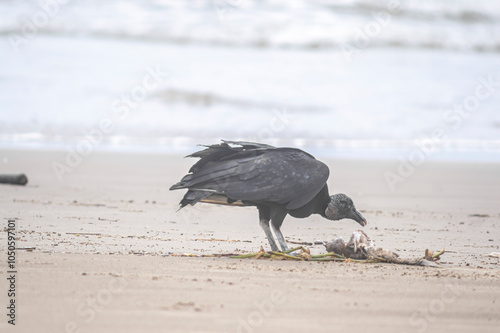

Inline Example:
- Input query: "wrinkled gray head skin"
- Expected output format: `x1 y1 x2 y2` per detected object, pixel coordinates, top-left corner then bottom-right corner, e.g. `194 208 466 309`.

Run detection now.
325 193 367 227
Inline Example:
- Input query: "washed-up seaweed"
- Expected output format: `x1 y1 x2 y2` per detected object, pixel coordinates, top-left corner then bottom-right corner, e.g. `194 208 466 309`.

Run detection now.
231 230 445 267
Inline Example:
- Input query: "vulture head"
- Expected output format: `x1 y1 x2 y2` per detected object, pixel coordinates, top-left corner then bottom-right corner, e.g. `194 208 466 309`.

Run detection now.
325 193 367 227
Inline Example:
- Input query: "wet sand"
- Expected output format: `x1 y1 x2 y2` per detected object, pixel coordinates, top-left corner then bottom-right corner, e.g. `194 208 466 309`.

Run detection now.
0 149 499 332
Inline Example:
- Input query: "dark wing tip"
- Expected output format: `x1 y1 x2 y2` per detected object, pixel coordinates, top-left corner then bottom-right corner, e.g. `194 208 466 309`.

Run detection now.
169 182 184 191
222 140 275 149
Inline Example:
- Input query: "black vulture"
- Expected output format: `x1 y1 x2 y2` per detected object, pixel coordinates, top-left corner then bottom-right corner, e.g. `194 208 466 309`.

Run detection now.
170 140 366 251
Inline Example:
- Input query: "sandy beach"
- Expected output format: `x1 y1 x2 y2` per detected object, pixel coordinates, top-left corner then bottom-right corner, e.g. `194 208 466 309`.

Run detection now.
2 1 500 332
1 149 499 333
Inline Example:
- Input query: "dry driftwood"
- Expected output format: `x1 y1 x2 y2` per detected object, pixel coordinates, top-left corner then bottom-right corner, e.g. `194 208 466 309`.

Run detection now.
0 174 28 185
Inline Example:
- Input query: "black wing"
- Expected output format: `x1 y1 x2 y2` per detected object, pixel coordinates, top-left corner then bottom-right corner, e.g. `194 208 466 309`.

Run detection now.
186 140 275 174
171 142 329 210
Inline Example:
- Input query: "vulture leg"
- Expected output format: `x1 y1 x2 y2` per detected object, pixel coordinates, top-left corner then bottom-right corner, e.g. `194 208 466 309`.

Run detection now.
260 218 279 252
271 209 289 252
272 224 289 252
258 207 279 252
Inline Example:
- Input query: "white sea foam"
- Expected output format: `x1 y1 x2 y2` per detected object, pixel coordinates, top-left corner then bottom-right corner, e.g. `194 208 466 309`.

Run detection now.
0 0 499 160
1 0 499 51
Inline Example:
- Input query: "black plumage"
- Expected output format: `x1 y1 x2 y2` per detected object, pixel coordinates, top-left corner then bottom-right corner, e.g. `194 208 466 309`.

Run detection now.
170 140 366 251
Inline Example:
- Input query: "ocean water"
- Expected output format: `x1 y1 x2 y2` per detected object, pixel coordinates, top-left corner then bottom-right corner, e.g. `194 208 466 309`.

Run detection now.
0 0 499 160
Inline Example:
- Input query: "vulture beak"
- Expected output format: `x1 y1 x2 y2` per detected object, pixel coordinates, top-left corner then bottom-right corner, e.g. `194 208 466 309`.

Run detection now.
349 208 367 227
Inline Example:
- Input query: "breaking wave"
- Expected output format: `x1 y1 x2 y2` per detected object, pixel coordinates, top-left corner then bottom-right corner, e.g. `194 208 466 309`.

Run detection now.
1 0 499 53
